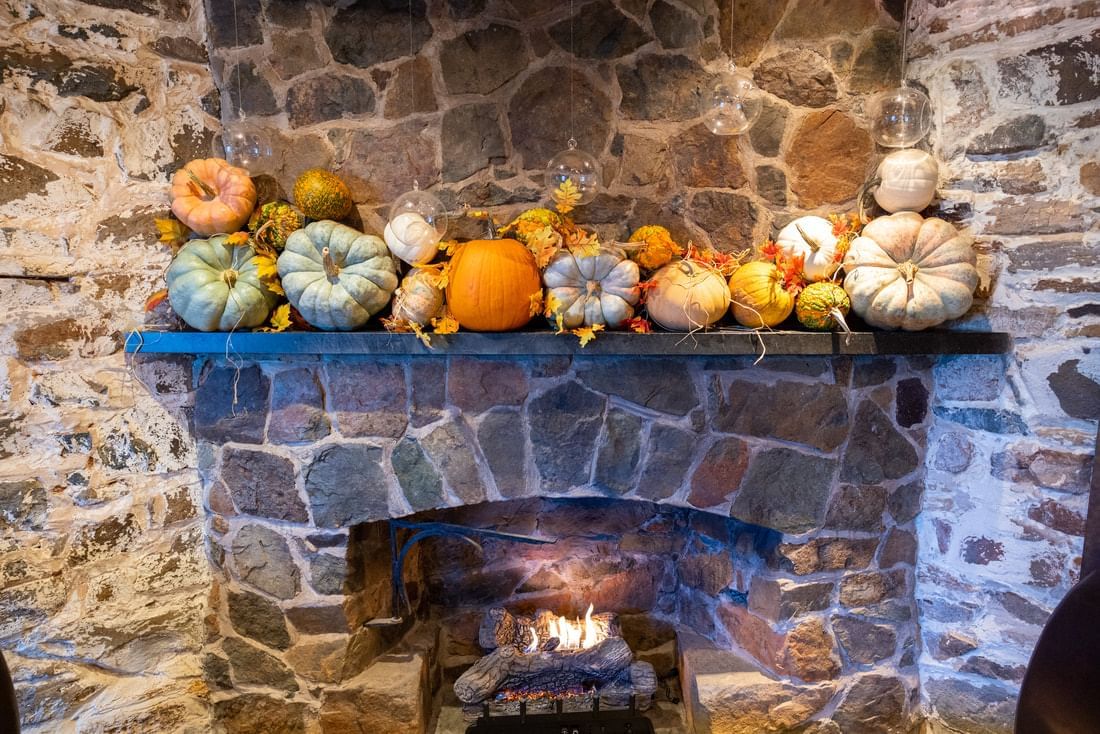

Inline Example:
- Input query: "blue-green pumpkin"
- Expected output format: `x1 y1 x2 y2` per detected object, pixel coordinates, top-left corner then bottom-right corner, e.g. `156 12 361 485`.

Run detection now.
166 236 278 331
277 220 398 330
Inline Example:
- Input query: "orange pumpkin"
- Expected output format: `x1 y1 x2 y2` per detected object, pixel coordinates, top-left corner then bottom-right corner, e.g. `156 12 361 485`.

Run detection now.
445 238 541 331
170 158 257 236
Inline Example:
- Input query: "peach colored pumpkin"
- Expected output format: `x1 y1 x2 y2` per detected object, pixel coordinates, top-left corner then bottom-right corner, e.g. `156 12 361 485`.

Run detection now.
445 239 542 332
170 158 257 236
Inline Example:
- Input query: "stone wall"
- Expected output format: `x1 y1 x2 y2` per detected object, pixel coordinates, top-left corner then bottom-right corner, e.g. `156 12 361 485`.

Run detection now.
0 1 219 731
201 0 901 246
907 1 1100 731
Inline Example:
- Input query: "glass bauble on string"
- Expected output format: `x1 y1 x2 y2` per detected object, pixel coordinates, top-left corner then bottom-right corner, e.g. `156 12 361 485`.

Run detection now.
703 61 763 136
545 139 600 205
384 182 448 266
867 86 933 148
218 116 274 174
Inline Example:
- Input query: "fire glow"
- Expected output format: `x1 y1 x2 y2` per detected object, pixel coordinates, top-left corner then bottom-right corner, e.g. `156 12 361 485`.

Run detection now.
525 604 604 653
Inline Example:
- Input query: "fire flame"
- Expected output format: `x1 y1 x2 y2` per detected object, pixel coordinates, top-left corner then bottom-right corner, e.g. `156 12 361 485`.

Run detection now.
525 604 603 653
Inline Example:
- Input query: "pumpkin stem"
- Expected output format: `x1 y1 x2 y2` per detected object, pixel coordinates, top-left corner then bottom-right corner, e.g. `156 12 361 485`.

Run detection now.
586 280 601 296
221 268 239 288
897 261 918 284
795 223 822 252
321 246 340 280
186 169 218 199
831 307 852 346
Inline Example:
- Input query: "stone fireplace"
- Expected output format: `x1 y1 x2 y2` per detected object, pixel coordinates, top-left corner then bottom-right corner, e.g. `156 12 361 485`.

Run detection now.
186 353 928 732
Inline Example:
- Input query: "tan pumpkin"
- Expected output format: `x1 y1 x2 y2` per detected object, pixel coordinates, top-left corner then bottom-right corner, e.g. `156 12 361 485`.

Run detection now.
445 239 542 332
873 149 938 213
391 268 445 326
843 212 978 331
728 261 795 328
543 246 641 329
646 260 730 331
170 158 257 236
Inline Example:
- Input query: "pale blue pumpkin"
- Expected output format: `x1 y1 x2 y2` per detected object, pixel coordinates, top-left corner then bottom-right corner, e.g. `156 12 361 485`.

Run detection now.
166 236 278 331
277 220 398 330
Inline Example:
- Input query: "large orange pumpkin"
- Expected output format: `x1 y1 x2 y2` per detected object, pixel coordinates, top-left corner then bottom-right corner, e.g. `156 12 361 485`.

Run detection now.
445 239 541 331
170 158 257 236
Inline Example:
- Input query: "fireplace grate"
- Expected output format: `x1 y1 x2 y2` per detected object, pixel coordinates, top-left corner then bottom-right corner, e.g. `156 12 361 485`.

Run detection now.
465 696 655 734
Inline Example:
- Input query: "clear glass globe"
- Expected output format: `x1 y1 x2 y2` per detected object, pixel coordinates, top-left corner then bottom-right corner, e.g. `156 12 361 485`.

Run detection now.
703 65 763 136
389 186 448 240
385 184 448 264
868 86 933 148
545 141 600 205
219 119 273 173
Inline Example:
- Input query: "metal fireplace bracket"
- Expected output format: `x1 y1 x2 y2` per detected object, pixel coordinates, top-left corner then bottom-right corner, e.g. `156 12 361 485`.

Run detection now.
364 519 557 627
466 695 656 734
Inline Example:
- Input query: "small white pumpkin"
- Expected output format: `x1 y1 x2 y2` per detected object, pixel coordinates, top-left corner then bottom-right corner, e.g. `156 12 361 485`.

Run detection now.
775 216 842 282
391 267 445 326
646 259 731 331
843 211 978 331
543 246 641 329
384 212 439 266
873 148 938 213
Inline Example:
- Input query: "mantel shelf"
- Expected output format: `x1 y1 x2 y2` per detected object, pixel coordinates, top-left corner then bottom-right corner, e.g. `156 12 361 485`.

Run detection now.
125 329 1012 357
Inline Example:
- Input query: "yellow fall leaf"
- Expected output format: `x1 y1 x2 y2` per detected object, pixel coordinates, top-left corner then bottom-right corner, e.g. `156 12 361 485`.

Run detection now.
572 323 604 347
553 179 582 215
528 290 544 317
225 232 250 247
554 312 565 335
543 292 563 318
154 217 190 251
257 303 292 332
410 321 433 348
254 252 285 296
527 225 562 269
432 312 460 335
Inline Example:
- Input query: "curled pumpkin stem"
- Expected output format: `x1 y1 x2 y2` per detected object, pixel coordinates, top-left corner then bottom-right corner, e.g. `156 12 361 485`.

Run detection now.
221 268 239 288
795 223 822 252
186 169 218 199
830 307 853 346
321 246 340 279
897 261 918 299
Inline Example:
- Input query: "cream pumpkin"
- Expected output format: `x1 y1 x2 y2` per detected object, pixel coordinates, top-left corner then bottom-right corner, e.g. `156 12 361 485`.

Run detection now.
775 216 842 282
391 267 445 326
843 212 978 331
873 148 938 213
384 212 440 266
646 260 730 331
543 246 641 329
170 158 257 236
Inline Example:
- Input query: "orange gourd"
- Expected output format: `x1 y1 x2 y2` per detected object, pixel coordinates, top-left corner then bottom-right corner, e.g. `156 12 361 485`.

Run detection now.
445 238 541 332
170 158 257 236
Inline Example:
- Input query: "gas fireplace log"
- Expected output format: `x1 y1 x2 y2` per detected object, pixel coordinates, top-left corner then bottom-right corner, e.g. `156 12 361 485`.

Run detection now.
478 607 620 651
454 637 635 704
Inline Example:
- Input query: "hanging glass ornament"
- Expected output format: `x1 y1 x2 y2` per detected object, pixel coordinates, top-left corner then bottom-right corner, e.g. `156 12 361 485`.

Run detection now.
384 182 448 266
545 139 600 205
219 117 273 173
703 61 763 136
867 86 933 148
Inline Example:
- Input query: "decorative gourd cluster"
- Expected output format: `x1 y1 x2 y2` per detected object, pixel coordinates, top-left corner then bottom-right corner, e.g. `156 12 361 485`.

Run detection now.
151 153 979 344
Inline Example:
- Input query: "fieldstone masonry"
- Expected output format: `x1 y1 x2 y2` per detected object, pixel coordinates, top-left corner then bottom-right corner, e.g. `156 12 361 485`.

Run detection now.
0 0 1096 732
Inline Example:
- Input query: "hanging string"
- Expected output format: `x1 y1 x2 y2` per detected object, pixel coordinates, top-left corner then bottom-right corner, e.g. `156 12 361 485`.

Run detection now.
568 0 576 147
899 0 912 84
408 0 417 115
232 0 243 119
728 0 734 64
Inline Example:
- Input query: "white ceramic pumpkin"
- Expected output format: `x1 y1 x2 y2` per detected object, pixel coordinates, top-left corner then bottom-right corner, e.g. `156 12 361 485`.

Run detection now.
391 267 445 325
646 260 731 331
543 246 641 329
775 216 842 282
843 211 978 331
873 148 938 213
384 212 439 266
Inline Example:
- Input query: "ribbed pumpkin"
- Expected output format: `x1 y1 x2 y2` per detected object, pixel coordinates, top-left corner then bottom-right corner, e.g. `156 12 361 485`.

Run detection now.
646 260 730 331
391 267 445 326
293 169 353 220
874 149 938 213
277 220 398 330
445 238 541 332
774 216 842 282
728 261 795 328
543 246 641 329
166 236 278 331
170 158 256 236
796 282 851 331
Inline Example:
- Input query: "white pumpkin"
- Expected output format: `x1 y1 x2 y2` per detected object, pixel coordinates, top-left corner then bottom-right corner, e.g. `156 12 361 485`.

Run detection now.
384 212 439 265
843 211 978 331
775 216 842 282
391 267 445 325
543 246 641 329
646 259 731 331
873 148 938 213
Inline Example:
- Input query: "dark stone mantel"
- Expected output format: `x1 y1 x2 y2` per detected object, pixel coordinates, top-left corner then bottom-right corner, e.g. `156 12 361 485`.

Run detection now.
126 329 1012 357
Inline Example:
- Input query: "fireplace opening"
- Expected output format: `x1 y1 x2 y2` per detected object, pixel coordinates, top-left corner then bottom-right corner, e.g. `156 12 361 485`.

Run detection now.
337 497 787 733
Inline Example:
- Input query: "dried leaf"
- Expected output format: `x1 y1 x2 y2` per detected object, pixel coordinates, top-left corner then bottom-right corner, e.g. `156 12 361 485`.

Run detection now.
257 303 292 332
528 290 544 317
526 225 563 269
543 292 563 318
154 217 190 252
144 288 169 312
552 179 582 214
626 316 652 334
572 323 604 347
225 232 250 247
410 321 433 348
432 312 459 335
254 252 285 296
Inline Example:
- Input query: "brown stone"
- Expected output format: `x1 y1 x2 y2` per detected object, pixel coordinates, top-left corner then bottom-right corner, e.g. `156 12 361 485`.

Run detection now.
448 358 528 413
755 49 838 107
960 656 1027 683
839 569 907 607
688 190 758 250
1027 498 1086 536
286 604 350 636
670 123 747 188
925 678 1016 734
614 133 669 186
832 674 909 734
773 537 879 575
549 0 650 58
219 447 307 522
223 637 298 692
717 603 784 671
215 694 307 734
383 57 437 119
688 437 750 508
269 368 329 443
508 67 612 170
285 637 348 684
775 0 880 39
833 616 897 664
782 618 840 682
1082 161 1100 195
732 448 836 534
986 199 1085 236
326 361 407 438
936 631 978 659
749 577 833 621
441 23 529 94
270 31 324 80
420 420 488 504
228 590 291 649
789 109 873 207
824 484 886 532
880 528 917 568
331 121 438 205
721 0 788 66
678 552 734 595
617 53 709 122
